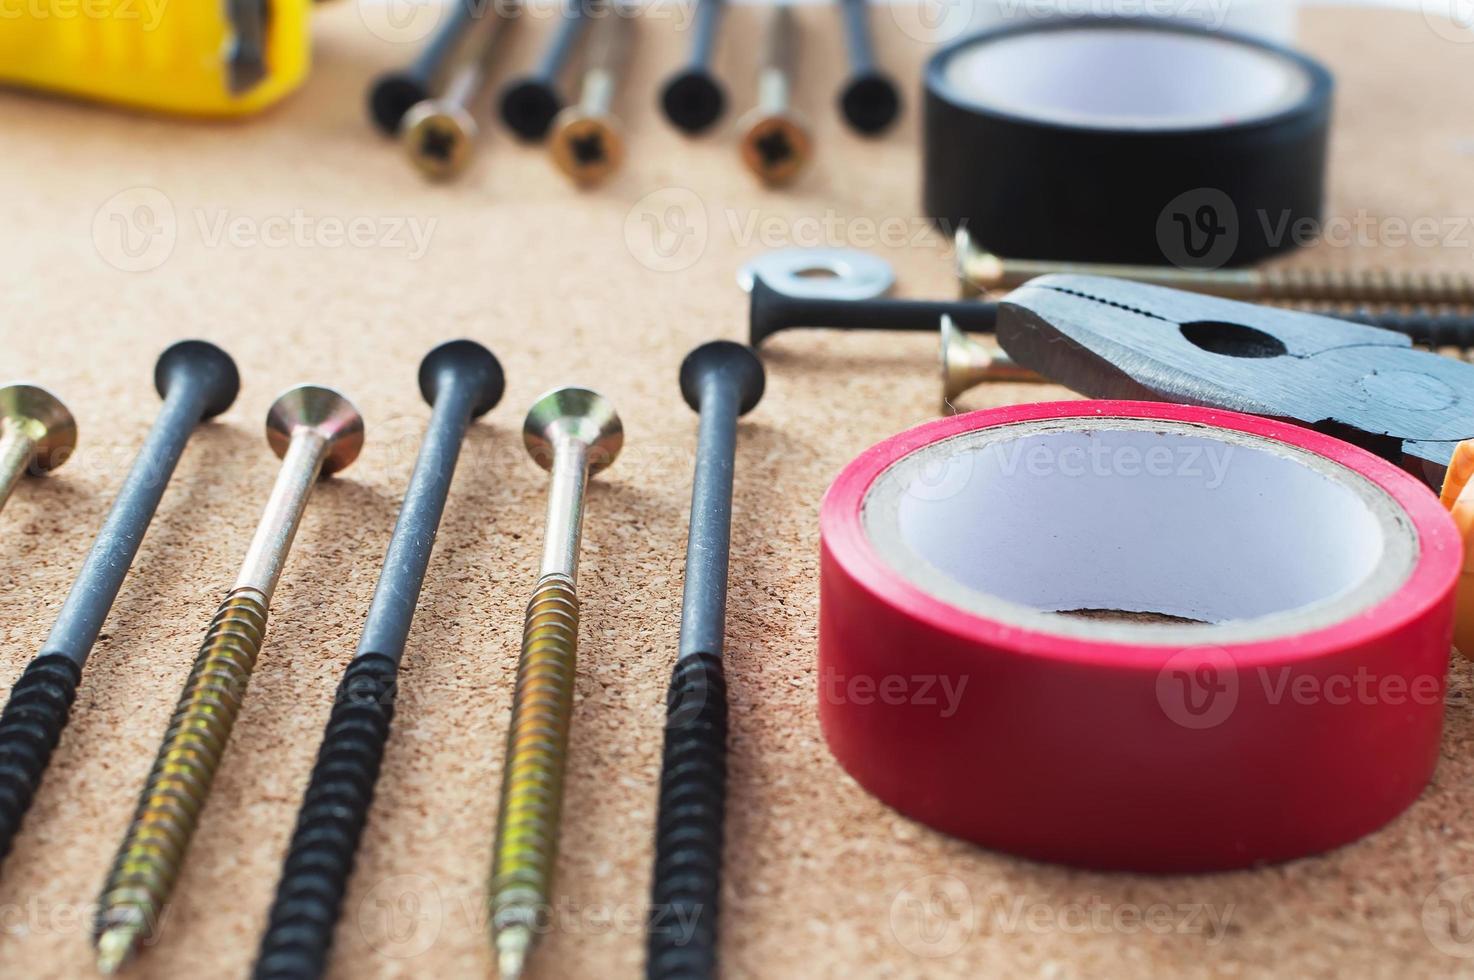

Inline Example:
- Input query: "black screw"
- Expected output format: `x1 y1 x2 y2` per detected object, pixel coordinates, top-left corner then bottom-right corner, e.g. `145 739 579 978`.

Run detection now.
659 0 727 134
749 275 997 347
836 0 901 135
647 341 764 980
367 0 483 136
252 340 503 980
499 4 591 141
0 341 239 867
748 275 1474 352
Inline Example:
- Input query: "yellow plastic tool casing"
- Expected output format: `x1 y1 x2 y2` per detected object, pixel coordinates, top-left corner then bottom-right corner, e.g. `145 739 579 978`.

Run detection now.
1440 439 1474 661
0 0 311 117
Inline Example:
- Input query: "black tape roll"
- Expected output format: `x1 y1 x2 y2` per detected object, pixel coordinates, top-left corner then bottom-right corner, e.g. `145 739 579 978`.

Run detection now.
924 18 1334 267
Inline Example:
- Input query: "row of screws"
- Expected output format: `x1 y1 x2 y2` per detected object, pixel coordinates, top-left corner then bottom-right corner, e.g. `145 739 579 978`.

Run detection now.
661 0 900 138
371 3 894 187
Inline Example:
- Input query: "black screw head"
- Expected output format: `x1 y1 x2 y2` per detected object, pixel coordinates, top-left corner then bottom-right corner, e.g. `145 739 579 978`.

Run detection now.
499 78 564 141
153 340 240 420
368 73 430 136
839 71 901 135
680 341 766 416
660 69 727 134
418 340 505 418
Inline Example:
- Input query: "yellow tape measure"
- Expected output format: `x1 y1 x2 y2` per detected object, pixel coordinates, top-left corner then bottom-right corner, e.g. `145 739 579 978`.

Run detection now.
0 0 312 116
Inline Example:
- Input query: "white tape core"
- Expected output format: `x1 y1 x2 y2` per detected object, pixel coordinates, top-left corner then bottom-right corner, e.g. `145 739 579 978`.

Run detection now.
939 28 1313 130
862 419 1418 646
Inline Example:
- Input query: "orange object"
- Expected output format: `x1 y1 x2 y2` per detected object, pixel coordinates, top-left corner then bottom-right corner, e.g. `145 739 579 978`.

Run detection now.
1440 440 1474 660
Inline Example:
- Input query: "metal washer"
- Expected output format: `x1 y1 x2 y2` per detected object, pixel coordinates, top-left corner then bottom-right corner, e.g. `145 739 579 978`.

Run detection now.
737 248 896 301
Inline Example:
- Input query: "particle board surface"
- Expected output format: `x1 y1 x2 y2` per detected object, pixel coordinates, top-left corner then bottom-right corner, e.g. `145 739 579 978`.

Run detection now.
0 5 1471 979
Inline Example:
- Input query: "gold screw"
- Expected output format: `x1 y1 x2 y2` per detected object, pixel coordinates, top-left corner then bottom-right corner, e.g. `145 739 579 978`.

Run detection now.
0 384 76 512
490 387 622 980
549 7 632 187
738 4 811 187
955 227 1474 306
92 385 363 974
401 1 521 181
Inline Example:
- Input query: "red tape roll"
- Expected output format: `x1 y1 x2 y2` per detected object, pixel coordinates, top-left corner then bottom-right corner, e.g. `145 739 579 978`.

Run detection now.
819 401 1460 871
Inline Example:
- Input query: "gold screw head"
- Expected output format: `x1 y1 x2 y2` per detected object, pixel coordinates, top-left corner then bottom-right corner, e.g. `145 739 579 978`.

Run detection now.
402 100 479 180
739 110 811 187
523 387 623 475
265 385 365 475
0 384 76 472
549 109 624 186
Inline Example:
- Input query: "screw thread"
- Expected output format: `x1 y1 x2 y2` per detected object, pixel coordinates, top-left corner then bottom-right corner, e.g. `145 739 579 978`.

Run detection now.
1260 267 1474 305
252 653 398 980
0 653 83 863
647 652 728 980
1330 308 1474 350
490 573 580 946
93 589 268 968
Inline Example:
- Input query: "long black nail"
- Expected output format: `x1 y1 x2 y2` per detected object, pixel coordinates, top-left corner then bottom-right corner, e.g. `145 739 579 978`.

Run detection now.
660 0 728 134
750 277 997 347
368 0 484 135
0 341 239 868
836 0 900 135
647 341 764 980
499 5 591 140
252 340 503 980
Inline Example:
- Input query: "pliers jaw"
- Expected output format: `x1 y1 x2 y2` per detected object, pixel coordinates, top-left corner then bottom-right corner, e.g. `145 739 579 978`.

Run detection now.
997 274 1474 484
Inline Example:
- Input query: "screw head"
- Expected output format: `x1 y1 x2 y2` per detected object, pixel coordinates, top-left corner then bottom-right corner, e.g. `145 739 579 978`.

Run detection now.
523 387 623 476
739 111 812 187
550 110 625 186
153 340 240 419
680 341 766 416
499 78 563 141
661 69 726 134
402 100 479 180
418 340 505 418
839 71 901 135
0 384 76 472
265 385 365 476
369 72 429 136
